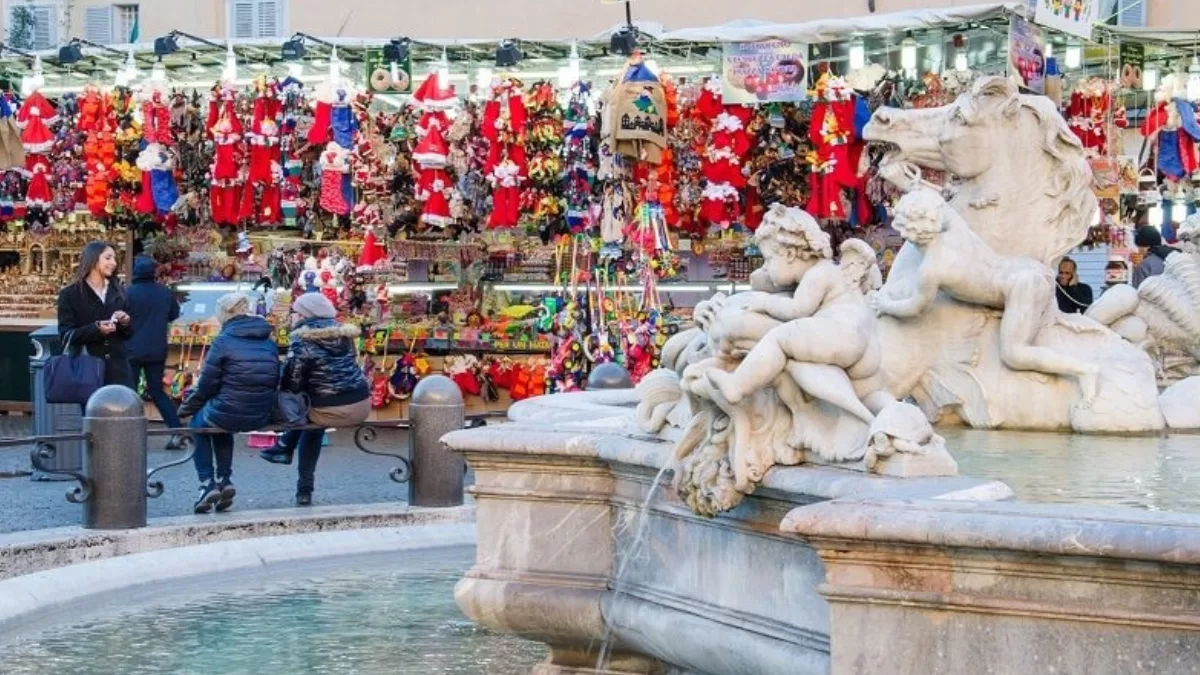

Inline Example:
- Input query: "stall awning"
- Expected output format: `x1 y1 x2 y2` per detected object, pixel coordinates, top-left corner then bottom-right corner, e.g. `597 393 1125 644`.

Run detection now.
656 2 1027 43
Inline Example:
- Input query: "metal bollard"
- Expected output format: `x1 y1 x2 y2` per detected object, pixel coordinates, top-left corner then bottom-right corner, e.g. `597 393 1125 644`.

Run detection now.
408 375 465 507
82 385 148 529
587 362 633 390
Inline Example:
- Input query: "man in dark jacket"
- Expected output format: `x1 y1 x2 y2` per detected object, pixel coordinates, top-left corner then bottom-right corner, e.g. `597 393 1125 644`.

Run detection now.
179 293 279 514
262 293 369 505
125 256 184 449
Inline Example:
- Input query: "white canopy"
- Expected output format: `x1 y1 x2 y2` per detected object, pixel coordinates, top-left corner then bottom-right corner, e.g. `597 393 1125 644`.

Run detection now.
657 2 1026 44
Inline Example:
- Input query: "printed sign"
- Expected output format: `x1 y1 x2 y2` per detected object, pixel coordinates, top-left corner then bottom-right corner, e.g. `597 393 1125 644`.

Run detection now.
1008 16 1046 94
1033 0 1099 40
364 48 412 94
1119 42 1144 90
721 40 808 105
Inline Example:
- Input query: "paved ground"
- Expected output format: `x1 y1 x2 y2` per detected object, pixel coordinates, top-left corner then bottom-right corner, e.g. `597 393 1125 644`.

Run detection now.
0 414 422 534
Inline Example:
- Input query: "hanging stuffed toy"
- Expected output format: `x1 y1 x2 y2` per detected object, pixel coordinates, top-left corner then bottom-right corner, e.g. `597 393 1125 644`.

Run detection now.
0 93 25 171
17 91 56 155
1142 72 1200 182
413 126 454 228
207 84 245 225
135 144 179 215
482 78 529 230
388 353 420 400
330 89 358 149
319 142 352 215
358 225 386 269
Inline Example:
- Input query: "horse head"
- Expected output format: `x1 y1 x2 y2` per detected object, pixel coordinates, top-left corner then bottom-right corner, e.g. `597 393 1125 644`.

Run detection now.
865 76 1095 265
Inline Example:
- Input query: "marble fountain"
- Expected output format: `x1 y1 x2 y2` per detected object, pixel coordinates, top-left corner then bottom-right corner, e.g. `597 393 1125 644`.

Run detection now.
445 77 1200 675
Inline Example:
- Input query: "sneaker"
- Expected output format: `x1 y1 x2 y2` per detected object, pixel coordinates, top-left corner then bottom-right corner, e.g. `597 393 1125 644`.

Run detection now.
194 481 221 514
259 449 294 465
215 477 236 512
295 491 312 507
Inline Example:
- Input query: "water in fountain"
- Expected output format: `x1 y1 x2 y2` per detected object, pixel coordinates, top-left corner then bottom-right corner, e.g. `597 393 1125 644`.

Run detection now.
593 461 672 672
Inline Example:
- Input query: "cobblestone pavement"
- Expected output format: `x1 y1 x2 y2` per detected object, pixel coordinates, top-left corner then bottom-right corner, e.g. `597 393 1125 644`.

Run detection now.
0 415 420 534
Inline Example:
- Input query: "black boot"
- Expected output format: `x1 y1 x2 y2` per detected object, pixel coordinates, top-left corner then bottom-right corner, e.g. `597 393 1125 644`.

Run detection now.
259 447 294 465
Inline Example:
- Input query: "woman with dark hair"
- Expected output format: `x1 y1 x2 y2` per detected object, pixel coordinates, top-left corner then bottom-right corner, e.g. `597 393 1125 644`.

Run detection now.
56 241 134 390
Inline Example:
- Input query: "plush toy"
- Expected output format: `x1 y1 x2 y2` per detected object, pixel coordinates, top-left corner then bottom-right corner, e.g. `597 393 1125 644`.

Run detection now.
388 353 420 400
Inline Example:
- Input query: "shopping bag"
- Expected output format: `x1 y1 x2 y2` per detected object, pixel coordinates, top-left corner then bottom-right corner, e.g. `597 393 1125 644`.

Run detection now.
43 332 105 405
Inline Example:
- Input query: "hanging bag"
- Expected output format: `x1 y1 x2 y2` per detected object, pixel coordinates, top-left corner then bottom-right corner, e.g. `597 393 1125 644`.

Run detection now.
44 330 105 405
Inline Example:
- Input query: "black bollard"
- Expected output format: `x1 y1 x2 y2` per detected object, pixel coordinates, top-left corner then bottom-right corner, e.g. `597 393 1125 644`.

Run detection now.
82 385 148 529
408 375 465 507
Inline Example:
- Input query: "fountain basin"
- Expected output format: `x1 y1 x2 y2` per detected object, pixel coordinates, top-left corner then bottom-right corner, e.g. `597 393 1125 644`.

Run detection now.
445 391 1200 675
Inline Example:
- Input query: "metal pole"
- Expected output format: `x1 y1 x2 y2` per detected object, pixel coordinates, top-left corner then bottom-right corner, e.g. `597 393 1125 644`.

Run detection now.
408 375 464 507
82 385 147 529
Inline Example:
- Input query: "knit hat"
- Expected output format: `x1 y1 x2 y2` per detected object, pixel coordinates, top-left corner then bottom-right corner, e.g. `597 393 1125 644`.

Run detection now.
216 292 252 325
293 291 337 320
1134 225 1162 248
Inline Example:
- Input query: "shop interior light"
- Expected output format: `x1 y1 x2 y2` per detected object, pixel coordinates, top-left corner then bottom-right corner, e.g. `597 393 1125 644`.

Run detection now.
952 33 967 72
327 46 340 86
19 56 44 96
1188 56 1200 102
150 58 167 82
116 48 139 87
900 32 918 74
222 43 238 83
1143 64 1159 92
1149 205 1164 227
475 66 493 91
848 37 866 70
645 58 659 74
1065 41 1081 70
288 61 304 78
1044 42 1054 58
1174 200 1190 223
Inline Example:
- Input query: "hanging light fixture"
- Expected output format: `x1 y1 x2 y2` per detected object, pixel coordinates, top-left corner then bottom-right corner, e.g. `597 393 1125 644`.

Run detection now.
288 62 304 79
437 48 450 90
848 36 866 71
558 40 581 88
1143 63 1159 92
115 48 138 87
150 58 167 82
1188 55 1200 102
222 43 238 82
1044 42 1054 59
1065 41 1082 70
328 45 340 87
900 31 918 75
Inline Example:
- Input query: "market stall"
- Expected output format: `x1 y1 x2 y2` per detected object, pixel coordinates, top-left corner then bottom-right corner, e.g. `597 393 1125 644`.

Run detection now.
0 2 1190 410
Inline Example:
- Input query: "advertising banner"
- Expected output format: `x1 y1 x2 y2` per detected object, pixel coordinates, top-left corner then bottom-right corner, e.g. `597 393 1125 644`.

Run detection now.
721 40 808 104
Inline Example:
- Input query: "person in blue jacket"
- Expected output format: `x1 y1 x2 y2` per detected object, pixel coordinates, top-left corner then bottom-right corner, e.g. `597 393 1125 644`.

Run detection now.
178 293 279 514
125 256 185 449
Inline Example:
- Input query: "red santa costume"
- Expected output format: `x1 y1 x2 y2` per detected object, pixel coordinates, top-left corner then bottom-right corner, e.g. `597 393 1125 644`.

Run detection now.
207 85 245 225
17 91 56 155
318 143 352 215
697 78 752 229
245 82 283 225
411 73 456 138
1067 79 1126 156
482 78 528 230
357 226 386 269
805 74 864 221
412 116 455 228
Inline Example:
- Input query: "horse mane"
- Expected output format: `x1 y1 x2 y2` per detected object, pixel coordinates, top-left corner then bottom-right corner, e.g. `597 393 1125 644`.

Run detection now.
968 77 1096 264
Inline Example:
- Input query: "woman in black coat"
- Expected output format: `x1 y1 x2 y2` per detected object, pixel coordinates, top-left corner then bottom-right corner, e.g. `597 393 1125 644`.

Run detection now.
56 241 134 390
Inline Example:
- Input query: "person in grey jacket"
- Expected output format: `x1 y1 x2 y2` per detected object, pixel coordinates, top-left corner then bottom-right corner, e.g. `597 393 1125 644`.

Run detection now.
1132 226 1178 289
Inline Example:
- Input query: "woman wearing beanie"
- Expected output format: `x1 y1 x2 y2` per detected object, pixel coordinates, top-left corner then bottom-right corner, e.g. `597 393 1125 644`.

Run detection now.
178 293 279 513
264 292 369 505
1132 225 1178 288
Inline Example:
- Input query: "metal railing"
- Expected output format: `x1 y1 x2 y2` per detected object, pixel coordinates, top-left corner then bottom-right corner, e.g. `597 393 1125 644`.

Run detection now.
0 379 503 530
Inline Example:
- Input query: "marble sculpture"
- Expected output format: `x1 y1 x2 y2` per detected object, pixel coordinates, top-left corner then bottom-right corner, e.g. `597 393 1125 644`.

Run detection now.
637 77 1199 516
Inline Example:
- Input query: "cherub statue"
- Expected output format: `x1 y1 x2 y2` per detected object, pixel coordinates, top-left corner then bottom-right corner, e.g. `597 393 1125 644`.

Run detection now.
707 235 884 425
871 186 1100 405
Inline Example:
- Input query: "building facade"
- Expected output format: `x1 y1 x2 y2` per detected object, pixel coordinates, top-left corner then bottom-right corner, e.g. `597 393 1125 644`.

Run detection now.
3 0 1196 50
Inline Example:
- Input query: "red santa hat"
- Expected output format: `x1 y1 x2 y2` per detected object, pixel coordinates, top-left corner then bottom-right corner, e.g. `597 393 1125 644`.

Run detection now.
412 73 457 110
357 227 386 268
412 129 449 168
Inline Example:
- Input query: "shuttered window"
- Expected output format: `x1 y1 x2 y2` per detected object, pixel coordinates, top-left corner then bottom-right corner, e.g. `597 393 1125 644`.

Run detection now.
228 0 283 39
84 5 112 43
7 1 59 50
1116 0 1146 27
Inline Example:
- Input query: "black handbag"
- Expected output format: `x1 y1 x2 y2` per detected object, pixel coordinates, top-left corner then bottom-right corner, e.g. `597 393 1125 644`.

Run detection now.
272 390 310 428
44 332 105 405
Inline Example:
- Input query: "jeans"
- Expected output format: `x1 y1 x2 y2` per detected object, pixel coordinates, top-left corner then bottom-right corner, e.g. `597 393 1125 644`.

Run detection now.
273 429 324 493
130 359 182 429
296 430 325 493
191 408 233 484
